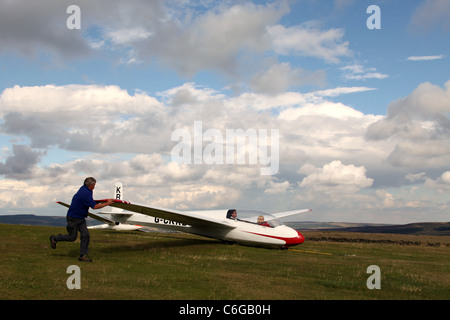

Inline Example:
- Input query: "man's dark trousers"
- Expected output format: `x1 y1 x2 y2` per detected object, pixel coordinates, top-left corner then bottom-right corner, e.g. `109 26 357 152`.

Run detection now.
55 216 90 256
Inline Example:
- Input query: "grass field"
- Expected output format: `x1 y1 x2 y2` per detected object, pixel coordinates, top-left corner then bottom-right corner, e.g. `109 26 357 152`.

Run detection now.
1 224 449 300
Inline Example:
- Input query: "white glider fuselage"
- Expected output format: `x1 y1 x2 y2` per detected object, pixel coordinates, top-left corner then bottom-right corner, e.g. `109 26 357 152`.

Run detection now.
97 207 306 248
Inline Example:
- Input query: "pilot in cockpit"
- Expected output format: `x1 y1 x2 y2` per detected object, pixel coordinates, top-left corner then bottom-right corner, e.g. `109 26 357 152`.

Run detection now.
226 209 237 220
257 215 271 227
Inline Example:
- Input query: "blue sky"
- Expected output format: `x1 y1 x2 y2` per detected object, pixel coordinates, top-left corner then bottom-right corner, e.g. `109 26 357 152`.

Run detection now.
0 0 449 224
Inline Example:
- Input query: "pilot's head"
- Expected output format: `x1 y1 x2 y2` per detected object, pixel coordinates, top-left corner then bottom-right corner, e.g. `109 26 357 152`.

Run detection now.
227 209 237 219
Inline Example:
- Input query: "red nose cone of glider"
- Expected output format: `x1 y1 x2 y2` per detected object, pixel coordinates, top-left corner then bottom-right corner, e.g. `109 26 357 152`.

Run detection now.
284 230 305 247
297 231 305 244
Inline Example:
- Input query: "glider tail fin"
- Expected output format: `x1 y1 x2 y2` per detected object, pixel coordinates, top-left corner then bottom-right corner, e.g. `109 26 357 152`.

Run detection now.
111 182 124 213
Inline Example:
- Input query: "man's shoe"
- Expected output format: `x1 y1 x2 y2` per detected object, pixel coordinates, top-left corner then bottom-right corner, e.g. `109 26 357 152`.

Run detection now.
49 235 57 249
78 255 92 262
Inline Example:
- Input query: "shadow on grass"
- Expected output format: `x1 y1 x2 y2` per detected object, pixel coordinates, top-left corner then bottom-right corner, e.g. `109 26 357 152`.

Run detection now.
95 233 221 254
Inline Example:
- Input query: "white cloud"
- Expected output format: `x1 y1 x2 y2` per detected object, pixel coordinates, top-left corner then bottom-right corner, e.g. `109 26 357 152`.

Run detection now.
0 0 354 96
387 141 450 168
0 84 166 152
0 79 448 223
0 180 52 208
375 190 395 208
106 28 153 45
366 80 450 167
278 101 365 120
299 160 373 192
0 145 43 179
424 170 450 191
440 171 450 184
136 1 287 76
407 55 444 61
0 1 281 75
405 172 427 182
268 23 351 63
264 181 292 194
411 171 450 208
410 0 450 32
228 85 376 113
0 81 381 214
250 62 326 94
294 161 380 218
0 84 162 116
306 86 376 99
341 64 388 81
0 1 90 59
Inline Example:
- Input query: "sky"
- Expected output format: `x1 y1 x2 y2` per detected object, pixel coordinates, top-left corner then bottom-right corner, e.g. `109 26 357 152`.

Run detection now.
0 0 449 224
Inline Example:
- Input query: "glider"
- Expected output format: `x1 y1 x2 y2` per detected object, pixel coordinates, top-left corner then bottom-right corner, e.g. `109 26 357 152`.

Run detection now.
57 182 311 249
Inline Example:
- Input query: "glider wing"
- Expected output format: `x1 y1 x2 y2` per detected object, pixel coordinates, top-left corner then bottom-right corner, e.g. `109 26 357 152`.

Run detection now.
56 201 118 225
96 199 236 230
271 209 312 219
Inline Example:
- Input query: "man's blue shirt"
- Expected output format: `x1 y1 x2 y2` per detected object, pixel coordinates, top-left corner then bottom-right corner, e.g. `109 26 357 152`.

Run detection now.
67 185 97 219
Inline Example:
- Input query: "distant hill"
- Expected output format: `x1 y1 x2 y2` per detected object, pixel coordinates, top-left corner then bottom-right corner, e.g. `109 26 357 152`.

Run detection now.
335 222 450 236
0 214 66 227
0 214 100 227
287 221 393 230
287 221 450 236
1 215 449 236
